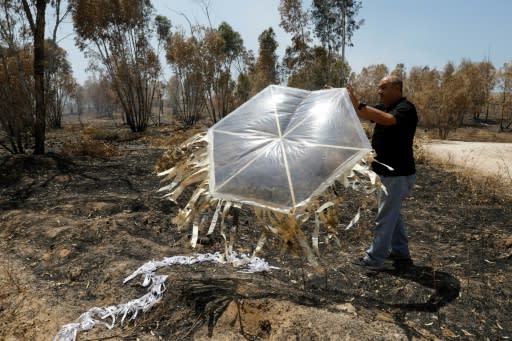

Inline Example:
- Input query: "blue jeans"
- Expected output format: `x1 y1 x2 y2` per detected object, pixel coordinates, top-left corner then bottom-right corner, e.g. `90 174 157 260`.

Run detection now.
365 174 416 266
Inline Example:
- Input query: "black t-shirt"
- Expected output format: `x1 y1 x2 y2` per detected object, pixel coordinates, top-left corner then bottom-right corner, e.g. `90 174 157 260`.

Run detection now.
371 97 418 176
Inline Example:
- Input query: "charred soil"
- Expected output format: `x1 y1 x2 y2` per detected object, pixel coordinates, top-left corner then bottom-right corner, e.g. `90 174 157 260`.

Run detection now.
0 123 511 340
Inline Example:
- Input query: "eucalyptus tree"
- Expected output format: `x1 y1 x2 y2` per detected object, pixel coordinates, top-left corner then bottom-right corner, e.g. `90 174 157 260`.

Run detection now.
83 76 117 118
456 59 496 123
202 22 245 123
352 64 388 105
0 0 71 153
0 47 34 154
478 61 497 122
166 28 207 127
311 0 363 86
71 0 161 132
437 63 468 139
1 0 48 153
21 0 48 154
250 27 280 94
279 0 313 83
45 39 75 129
497 62 512 131
234 50 255 105
407 63 468 139
0 1 32 153
470 60 495 122
409 62 468 139
407 66 440 129
391 63 407 81
166 22 245 124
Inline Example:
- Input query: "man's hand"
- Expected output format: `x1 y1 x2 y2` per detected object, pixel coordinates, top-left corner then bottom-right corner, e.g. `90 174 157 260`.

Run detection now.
346 84 359 110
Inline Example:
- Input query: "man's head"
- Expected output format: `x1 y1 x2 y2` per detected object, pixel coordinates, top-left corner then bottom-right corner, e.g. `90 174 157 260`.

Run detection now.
377 75 403 107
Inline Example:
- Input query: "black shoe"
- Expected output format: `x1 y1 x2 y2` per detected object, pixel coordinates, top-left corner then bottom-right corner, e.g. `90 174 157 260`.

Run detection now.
353 257 385 271
392 257 414 269
387 252 413 269
388 252 411 261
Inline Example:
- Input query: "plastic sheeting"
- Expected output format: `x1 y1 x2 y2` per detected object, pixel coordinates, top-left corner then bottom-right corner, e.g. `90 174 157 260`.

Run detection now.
54 253 278 341
208 85 372 212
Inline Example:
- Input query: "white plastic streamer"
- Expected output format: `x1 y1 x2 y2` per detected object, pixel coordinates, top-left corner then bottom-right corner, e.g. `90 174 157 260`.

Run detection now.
53 252 279 341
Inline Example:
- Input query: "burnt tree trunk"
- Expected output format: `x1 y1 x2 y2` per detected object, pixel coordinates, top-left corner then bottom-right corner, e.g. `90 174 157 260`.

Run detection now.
22 0 47 154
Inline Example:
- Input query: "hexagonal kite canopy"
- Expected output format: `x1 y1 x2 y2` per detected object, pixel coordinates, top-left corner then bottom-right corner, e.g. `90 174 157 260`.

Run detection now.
207 85 372 212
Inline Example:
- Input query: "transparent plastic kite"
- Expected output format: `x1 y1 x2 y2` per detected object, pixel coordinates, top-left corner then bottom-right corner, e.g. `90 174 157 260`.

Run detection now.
208 85 372 212
158 85 380 268
54 86 380 341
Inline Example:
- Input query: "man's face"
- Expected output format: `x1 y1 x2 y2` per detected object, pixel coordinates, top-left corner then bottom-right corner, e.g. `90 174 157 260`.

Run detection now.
377 78 400 106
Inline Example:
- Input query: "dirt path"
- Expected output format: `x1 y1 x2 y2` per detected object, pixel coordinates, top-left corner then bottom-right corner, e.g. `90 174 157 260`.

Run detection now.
424 141 512 181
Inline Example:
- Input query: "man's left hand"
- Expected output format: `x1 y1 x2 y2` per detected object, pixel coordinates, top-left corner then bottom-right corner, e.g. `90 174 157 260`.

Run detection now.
346 84 359 110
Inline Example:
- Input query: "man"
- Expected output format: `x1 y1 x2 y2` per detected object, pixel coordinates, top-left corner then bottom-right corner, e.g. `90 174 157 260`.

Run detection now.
347 75 418 270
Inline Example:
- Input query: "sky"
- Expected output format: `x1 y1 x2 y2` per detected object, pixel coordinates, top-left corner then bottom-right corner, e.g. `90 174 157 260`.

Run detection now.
55 0 512 85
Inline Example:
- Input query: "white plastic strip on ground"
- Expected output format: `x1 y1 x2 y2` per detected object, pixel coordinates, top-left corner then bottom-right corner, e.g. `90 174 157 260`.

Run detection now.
53 252 279 341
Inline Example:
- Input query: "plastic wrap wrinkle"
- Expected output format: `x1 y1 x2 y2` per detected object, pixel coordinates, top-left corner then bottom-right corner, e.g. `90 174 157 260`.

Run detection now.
208 85 372 212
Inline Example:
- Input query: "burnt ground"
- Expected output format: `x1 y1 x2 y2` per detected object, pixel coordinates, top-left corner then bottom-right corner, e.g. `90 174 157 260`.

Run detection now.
0 123 511 341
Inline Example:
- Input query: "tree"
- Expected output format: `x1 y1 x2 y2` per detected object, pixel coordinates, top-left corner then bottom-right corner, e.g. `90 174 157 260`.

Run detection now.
202 22 245 123
45 39 75 128
235 71 252 105
250 27 280 94
287 45 350 90
436 63 467 138
161 16 207 126
0 1 33 153
279 0 313 82
22 0 48 154
352 64 388 105
166 29 206 127
496 62 512 131
0 47 34 154
71 0 161 132
391 63 407 81
70 83 85 126
457 59 495 124
83 76 117 118
407 63 468 138
1 0 67 153
311 0 363 85
166 22 246 124
407 65 440 129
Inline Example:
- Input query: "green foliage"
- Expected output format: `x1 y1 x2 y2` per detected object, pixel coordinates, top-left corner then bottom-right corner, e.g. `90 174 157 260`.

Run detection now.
287 46 351 90
249 27 280 94
311 0 363 53
280 0 362 88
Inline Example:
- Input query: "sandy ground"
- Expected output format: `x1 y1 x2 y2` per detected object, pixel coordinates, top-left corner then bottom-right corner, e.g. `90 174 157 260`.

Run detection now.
424 141 512 181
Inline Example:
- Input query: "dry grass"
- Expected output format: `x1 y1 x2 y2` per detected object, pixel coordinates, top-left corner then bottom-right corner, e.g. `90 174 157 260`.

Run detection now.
414 134 431 165
0 257 26 334
423 147 511 202
0 257 23 294
425 125 512 143
419 122 512 199
58 125 134 157
61 136 122 158
143 126 206 149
